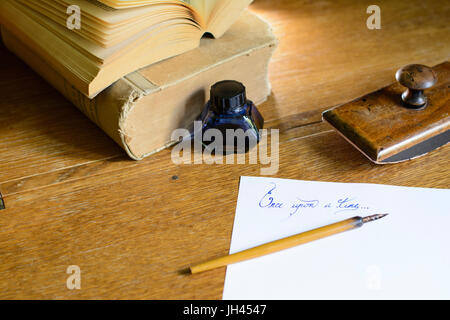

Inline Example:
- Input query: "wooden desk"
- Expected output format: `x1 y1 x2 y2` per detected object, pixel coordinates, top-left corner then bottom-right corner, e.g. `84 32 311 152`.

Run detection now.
0 0 449 299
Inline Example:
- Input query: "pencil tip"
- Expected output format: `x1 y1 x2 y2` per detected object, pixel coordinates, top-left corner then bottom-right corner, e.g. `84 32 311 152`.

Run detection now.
362 213 389 223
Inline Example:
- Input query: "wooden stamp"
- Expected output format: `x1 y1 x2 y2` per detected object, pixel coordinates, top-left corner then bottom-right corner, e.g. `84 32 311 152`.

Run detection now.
323 62 449 164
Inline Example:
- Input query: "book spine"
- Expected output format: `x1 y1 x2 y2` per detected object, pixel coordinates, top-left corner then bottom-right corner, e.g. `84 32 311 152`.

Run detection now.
1 28 136 157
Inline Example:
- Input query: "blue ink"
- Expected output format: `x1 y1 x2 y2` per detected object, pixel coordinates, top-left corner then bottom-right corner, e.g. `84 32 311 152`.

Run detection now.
259 183 284 209
290 199 319 216
335 197 362 213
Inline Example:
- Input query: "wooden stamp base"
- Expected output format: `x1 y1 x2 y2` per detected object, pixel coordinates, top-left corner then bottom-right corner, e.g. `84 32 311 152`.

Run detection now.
323 62 450 164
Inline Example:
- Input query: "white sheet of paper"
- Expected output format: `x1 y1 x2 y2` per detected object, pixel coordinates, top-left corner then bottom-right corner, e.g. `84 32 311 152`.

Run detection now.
223 176 450 300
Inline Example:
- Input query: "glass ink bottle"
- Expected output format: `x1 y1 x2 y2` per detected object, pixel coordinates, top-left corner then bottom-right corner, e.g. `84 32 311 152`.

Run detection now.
200 80 264 154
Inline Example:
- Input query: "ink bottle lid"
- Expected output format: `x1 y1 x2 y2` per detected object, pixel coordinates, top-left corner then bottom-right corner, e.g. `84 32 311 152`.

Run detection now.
210 80 247 114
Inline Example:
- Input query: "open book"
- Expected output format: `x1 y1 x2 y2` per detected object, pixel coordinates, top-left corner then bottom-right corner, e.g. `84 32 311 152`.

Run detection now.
0 0 253 98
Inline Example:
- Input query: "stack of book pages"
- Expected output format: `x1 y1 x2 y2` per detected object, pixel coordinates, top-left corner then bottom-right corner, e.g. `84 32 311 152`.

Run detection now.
0 0 277 159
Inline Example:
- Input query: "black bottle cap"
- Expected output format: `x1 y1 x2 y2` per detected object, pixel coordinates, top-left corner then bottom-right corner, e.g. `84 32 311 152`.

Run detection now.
210 80 247 114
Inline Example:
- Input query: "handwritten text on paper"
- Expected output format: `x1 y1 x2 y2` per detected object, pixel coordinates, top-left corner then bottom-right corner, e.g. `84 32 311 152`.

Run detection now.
258 182 370 217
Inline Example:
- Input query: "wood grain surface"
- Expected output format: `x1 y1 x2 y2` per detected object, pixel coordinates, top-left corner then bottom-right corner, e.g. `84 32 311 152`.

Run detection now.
0 0 449 299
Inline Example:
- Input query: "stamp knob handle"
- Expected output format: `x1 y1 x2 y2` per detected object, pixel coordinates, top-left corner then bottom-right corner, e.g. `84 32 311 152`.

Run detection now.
395 64 437 109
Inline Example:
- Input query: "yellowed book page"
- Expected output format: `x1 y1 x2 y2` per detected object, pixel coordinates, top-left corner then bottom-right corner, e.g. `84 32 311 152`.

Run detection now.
208 0 253 37
94 0 215 25
96 0 200 10
39 0 188 26
10 0 198 64
19 0 196 48
181 1 218 20
1 0 200 96
19 0 201 47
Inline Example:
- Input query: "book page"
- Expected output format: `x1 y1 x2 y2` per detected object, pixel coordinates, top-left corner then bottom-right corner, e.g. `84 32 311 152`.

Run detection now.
206 0 253 37
96 0 211 12
223 176 450 299
88 0 214 25
51 0 190 24
96 0 175 8
184 0 219 20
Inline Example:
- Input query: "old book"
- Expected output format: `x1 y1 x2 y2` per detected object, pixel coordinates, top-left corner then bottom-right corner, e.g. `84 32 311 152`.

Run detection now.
1 11 277 160
0 0 253 98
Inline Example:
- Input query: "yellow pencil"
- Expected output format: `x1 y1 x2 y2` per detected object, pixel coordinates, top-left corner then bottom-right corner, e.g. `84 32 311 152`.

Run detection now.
190 214 388 274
